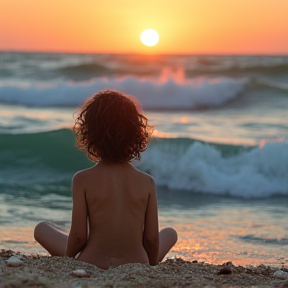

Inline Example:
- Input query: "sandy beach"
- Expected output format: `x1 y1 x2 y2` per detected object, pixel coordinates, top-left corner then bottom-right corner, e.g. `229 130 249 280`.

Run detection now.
1 249 288 288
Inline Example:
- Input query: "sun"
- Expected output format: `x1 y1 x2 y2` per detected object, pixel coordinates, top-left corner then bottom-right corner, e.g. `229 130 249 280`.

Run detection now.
140 29 159 47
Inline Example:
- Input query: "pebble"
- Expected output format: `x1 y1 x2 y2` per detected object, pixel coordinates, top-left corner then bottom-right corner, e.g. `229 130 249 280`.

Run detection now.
71 269 91 278
217 266 232 275
0 249 14 258
274 270 288 280
222 261 233 266
5 255 23 267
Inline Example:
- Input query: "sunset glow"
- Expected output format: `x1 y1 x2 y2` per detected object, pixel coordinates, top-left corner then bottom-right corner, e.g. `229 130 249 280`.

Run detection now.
140 29 159 47
0 0 287 54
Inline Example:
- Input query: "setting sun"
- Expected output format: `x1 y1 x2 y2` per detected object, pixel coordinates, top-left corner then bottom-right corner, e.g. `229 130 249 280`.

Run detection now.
140 29 159 47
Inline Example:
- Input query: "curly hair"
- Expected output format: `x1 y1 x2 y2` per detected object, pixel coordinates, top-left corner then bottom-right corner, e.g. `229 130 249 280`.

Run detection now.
73 90 153 164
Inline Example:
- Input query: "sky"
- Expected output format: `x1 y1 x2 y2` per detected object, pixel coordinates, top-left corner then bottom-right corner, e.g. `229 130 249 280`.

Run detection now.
0 0 287 54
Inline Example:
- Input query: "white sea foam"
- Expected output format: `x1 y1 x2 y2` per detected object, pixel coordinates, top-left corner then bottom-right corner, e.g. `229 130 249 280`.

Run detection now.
0 76 246 109
139 139 288 198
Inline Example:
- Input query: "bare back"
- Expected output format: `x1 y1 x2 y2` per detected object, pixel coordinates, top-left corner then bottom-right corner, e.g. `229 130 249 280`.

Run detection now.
75 162 156 269
34 90 176 267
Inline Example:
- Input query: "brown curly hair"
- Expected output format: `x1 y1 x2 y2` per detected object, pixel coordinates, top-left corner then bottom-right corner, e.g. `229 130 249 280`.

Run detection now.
73 90 153 164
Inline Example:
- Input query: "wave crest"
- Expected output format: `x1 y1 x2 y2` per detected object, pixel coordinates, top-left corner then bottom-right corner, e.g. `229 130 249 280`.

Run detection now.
138 139 288 198
0 76 246 110
0 130 287 198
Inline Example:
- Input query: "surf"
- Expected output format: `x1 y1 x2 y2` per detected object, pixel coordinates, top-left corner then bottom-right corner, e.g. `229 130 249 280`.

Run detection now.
0 129 287 198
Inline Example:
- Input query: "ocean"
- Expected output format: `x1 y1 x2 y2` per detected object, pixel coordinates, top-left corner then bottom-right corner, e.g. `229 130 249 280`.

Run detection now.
0 52 287 267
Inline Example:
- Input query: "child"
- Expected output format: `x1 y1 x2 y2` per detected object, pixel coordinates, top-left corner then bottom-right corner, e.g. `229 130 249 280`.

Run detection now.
34 90 177 269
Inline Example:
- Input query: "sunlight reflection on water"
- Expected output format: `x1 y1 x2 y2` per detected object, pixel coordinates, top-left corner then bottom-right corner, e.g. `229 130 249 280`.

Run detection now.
0 189 287 267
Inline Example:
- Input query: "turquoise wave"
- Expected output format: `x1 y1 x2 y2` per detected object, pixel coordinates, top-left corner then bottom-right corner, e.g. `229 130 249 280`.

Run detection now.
0 129 90 172
0 129 90 196
0 128 247 174
0 129 287 198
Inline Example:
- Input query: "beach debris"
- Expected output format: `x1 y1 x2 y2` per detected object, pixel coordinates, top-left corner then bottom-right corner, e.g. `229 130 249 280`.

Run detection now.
5 255 23 267
253 264 274 276
14 253 27 260
71 269 91 278
217 266 232 275
274 270 288 280
0 249 14 258
222 261 233 266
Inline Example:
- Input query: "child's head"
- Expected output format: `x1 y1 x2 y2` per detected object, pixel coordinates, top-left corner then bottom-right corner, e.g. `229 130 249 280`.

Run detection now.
73 89 153 164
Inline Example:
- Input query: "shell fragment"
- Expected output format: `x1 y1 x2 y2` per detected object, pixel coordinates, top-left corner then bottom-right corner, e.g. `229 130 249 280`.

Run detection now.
5 256 23 267
71 269 91 278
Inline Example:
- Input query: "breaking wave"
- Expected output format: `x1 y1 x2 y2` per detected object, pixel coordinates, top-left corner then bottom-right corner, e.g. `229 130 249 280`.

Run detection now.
0 129 287 198
0 76 247 110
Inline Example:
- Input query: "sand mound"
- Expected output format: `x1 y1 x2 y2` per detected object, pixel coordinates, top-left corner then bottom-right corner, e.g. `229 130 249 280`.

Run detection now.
1 250 287 288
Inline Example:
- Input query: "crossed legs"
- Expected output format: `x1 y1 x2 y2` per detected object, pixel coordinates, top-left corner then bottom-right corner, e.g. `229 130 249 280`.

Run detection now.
158 227 178 262
34 222 68 256
34 222 177 262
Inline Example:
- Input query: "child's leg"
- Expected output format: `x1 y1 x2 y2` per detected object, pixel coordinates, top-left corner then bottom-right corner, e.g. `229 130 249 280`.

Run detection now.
34 222 68 256
158 227 178 262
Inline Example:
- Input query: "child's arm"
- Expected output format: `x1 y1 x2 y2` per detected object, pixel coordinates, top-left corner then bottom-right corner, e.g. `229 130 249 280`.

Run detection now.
143 177 159 265
65 172 88 257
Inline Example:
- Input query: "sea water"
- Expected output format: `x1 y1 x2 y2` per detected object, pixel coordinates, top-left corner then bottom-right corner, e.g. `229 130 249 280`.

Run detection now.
0 52 287 266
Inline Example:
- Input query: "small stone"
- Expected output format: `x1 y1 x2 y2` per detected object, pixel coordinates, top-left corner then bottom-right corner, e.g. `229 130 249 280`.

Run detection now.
274 270 288 280
16 253 27 260
71 269 91 278
192 260 198 263
0 249 14 258
222 261 233 266
217 266 232 275
5 255 23 267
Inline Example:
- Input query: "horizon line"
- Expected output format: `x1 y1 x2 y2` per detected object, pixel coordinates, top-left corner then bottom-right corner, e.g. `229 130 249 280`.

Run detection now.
1 49 288 56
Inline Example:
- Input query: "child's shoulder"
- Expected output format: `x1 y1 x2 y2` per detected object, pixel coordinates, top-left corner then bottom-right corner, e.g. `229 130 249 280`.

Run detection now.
138 170 155 181
133 168 156 187
72 167 94 182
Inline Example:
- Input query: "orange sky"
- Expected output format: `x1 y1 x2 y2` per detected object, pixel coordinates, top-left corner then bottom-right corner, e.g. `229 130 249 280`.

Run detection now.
0 0 287 54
